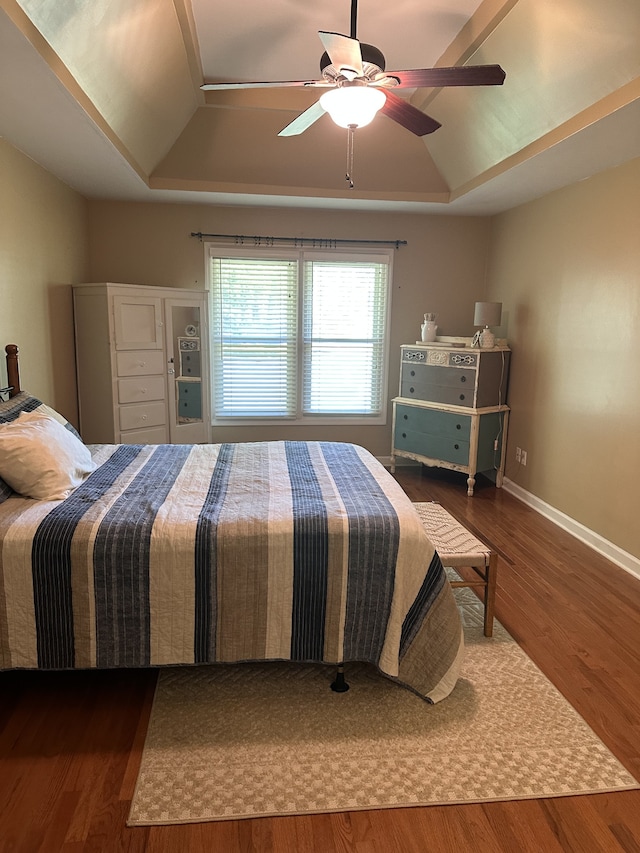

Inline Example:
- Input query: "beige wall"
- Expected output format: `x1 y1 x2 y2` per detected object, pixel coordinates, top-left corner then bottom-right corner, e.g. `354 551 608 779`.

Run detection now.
0 138 88 425
3 133 637 562
487 157 640 559
87 200 491 456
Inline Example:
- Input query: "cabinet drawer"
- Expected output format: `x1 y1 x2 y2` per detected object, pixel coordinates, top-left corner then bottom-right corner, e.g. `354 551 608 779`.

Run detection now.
119 401 166 432
116 350 165 377
395 404 471 441
394 427 470 466
119 426 168 445
118 375 165 404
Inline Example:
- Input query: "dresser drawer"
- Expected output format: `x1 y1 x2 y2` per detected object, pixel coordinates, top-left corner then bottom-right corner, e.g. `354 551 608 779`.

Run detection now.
394 427 470 466
177 380 202 420
401 381 474 407
402 363 475 389
119 401 166 432
395 404 471 441
118 375 165 404
401 364 475 406
116 350 165 377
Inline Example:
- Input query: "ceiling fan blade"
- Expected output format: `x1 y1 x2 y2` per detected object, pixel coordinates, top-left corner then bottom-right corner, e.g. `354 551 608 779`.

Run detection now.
318 31 363 77
386 64 506 89
278 100 327 137
380 91 441 136
201 79 329 91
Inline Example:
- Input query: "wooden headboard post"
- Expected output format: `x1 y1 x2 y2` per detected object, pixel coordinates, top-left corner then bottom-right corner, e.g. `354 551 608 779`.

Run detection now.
6 344 20 397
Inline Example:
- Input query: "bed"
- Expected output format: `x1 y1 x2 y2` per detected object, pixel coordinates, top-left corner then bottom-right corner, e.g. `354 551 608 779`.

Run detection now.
0 344 463 704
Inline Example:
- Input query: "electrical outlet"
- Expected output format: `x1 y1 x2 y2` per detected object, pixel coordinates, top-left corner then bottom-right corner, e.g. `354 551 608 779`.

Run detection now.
515 447 521 462
521 450 527 466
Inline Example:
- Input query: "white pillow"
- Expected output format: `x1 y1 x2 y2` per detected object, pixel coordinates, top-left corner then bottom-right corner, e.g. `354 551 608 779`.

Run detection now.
0 410 97 500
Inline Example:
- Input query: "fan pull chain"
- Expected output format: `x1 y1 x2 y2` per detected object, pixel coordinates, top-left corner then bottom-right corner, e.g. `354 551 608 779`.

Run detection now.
346 124 356 189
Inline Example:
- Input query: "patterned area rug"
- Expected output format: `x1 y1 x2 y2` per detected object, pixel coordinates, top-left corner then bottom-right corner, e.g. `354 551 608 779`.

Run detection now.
128 581 638 825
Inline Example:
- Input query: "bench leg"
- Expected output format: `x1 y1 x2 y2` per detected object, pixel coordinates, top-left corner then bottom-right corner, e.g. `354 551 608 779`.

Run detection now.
483 553 498 637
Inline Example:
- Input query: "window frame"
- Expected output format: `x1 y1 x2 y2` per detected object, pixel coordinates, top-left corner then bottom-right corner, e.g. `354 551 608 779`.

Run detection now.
205 243 393 427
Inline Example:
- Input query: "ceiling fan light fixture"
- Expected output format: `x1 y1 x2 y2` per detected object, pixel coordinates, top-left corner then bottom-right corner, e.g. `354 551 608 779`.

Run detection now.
320 85 386 129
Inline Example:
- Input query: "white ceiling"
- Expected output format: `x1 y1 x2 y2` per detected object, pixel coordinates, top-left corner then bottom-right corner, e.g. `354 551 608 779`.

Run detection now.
1 0 639 215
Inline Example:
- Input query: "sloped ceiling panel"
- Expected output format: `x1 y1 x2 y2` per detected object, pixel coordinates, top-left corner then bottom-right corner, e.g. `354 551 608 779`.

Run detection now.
421 0 640 192
14 0 199 174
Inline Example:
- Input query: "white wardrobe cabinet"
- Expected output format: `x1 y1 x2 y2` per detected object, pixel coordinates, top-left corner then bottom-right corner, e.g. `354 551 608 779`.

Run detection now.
73 283 210 445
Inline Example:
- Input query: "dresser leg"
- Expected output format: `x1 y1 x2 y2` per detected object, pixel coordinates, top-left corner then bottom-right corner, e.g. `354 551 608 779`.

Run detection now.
466 475 475 496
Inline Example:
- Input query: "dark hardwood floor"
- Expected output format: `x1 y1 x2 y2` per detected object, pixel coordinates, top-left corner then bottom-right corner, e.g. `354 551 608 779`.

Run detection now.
1 466 639 852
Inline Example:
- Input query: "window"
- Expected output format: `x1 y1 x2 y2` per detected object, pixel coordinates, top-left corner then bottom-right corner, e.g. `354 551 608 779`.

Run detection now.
207 246 392 424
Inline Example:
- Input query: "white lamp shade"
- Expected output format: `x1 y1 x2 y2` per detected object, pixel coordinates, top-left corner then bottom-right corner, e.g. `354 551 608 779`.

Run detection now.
320 86 386 129
474 301 502 327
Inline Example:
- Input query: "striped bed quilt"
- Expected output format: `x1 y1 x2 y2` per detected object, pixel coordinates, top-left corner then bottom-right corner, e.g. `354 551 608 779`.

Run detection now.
0 441 463 703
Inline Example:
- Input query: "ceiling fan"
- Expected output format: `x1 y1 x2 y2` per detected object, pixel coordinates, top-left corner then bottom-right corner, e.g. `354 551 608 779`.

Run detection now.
200 0 506 139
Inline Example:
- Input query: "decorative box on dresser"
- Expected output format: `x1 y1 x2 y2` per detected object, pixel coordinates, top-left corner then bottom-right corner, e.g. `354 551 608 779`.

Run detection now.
72 283 210 445
391 341 510 495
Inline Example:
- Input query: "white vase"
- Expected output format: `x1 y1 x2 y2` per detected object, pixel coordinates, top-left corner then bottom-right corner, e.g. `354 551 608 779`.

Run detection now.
421 321 438 342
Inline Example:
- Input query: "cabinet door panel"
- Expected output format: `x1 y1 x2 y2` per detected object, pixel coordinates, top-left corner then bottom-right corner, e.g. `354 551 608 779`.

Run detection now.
113 296 163 350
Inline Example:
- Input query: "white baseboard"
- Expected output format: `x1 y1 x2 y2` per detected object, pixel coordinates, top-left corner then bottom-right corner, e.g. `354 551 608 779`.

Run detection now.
502 478 640 581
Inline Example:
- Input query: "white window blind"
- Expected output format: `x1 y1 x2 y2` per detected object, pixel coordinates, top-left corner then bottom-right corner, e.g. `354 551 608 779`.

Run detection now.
210 256 298 417
208 246 392 424
302 259 389 415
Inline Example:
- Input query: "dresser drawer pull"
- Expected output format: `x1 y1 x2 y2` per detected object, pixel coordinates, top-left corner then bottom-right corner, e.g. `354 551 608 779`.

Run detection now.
459 394 465 401
410 370 415 377
409 387 415 394
456 423 461 429
460 376 466 383
402 432 407 439
454 444 459 450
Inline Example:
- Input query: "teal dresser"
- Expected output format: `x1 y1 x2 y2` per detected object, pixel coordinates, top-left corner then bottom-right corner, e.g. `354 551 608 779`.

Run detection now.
391 343 510 495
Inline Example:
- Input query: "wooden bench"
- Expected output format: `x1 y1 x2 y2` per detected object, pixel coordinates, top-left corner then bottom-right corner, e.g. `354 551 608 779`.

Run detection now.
413 502 497 637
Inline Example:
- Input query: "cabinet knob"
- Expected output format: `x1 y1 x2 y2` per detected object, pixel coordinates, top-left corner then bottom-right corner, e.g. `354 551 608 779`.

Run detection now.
403 414 408 420
454 443 459 450
460 376 467 383
402 433 407 439
409 387 415 394
459 394 465 401
456 423 461 429
142 415 148 421
410 370 415 377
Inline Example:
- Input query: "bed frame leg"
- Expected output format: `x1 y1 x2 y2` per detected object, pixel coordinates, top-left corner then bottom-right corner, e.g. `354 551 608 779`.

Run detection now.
330 663 350 693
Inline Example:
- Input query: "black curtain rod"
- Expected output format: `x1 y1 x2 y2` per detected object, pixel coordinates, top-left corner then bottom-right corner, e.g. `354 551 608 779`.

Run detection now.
190 232 407 249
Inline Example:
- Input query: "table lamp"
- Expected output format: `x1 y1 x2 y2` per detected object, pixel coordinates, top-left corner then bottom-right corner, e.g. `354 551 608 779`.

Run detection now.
473 302 502 348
